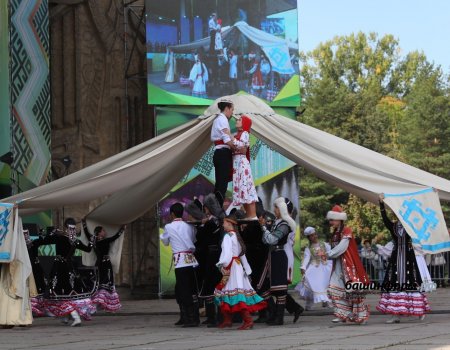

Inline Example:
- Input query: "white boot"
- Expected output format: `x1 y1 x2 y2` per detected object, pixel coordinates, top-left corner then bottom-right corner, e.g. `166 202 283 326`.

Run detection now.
419 314 426 321
331 318 345 323
385 315 400 324
70 310 81 327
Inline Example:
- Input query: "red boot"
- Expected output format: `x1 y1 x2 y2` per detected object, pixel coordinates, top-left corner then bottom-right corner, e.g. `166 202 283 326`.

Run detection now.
238 310 253 330
218 311 232 328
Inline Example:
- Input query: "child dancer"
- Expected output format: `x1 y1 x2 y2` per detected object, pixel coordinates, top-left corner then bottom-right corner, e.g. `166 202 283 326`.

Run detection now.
295 227 332 310
214 215 266 330
231 115 258 219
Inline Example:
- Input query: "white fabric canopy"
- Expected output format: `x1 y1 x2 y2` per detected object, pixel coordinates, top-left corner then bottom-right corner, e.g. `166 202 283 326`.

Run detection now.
4 95 450 253
169 21 298 74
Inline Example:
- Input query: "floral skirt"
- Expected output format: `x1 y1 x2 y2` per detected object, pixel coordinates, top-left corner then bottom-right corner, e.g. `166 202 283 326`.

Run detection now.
31 295 46 317
328 283 369 323
377 292 430 316
92 288 122 312
43 298 97 320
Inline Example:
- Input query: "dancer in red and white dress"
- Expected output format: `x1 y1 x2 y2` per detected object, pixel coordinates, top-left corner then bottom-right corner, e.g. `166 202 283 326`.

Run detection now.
231 115 258 219
326 205 370 324
214 215 266 330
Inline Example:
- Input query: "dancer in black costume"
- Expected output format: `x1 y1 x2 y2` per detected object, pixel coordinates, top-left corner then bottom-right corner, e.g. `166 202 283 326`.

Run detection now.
42 218 95 326
82 220 124 312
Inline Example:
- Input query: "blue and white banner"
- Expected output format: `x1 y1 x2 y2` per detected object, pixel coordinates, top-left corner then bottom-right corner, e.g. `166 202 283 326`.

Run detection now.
262 44 295 75
0 202 15 262
384 188 450 254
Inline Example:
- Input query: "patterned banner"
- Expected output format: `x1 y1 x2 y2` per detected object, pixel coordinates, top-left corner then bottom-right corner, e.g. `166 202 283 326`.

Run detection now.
262 44 295 75
384 188 450 253
10 0 51 186
0 202 15 261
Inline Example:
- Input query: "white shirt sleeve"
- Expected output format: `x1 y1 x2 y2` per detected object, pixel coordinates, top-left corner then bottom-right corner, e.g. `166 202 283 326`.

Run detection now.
288 231 295 247
301 247 311 270
208 18 215 31
216 116 231 143
239 131 250 147
376 242 394 259
188 225 196 251
202 63 209 82
327 238 350 259
160 225 171 246
217 234 233 268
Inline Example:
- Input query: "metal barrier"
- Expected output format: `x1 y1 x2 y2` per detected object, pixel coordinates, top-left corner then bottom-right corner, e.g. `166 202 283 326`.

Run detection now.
359 251 449 287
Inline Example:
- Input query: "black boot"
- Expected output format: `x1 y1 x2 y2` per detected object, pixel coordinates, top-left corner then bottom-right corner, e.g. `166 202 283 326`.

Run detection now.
182 304 199 328
205 302 218 327
267 304 285 326
293 304 304 323
193 300 200 325
264 298 276 324
286 294 304 323
174 305 184 326
254 309 268 323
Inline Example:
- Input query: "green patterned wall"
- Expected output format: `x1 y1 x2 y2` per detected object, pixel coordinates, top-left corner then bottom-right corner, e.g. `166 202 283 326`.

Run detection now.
1 0 52 232
10 0 51 190
0 1 11 195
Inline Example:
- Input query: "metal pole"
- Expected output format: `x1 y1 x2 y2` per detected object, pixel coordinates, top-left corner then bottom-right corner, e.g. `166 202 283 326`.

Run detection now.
123 0 130 149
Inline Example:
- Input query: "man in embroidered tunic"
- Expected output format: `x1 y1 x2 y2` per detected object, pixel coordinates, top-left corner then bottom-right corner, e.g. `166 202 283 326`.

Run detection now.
160 203 199 327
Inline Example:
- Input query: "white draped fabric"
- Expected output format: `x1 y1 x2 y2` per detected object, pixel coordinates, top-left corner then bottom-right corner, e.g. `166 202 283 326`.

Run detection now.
2 94 449 267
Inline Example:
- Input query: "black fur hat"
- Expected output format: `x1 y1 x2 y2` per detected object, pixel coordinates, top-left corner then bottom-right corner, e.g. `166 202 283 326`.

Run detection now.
185 201 206 221
204 193 225 219
233 209 246 220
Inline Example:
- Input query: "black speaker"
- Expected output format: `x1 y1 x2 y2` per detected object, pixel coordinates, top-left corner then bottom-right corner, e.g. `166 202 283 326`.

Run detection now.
23 223 40 236
0 184 12 199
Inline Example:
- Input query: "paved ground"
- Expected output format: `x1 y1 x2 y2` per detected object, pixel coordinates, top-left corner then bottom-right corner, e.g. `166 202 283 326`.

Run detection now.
2 288 450 350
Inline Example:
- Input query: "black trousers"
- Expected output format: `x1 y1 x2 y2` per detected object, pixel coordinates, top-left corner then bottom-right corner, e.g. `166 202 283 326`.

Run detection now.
175 266 198 306
213 148 232 206
210 30 216 53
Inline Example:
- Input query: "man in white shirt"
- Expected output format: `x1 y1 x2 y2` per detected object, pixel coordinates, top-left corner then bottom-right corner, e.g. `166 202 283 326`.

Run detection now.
160 203 199 327
208 13 217 54
211 98 235 206
228 50 239 93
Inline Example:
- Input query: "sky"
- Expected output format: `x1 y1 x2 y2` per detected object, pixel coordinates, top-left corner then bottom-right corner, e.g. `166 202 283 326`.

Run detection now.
298 0 450 72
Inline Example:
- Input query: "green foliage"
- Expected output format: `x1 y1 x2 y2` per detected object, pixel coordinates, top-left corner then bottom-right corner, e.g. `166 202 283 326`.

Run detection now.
342 194 389 244
299 167 347 240
298 32 450 241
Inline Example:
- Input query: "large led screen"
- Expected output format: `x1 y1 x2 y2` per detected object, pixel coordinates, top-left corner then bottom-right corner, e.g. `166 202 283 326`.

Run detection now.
146 0 300 106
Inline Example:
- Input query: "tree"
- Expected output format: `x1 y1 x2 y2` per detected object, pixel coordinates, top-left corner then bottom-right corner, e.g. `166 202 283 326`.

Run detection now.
299 167 347 240
298 32 450 240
